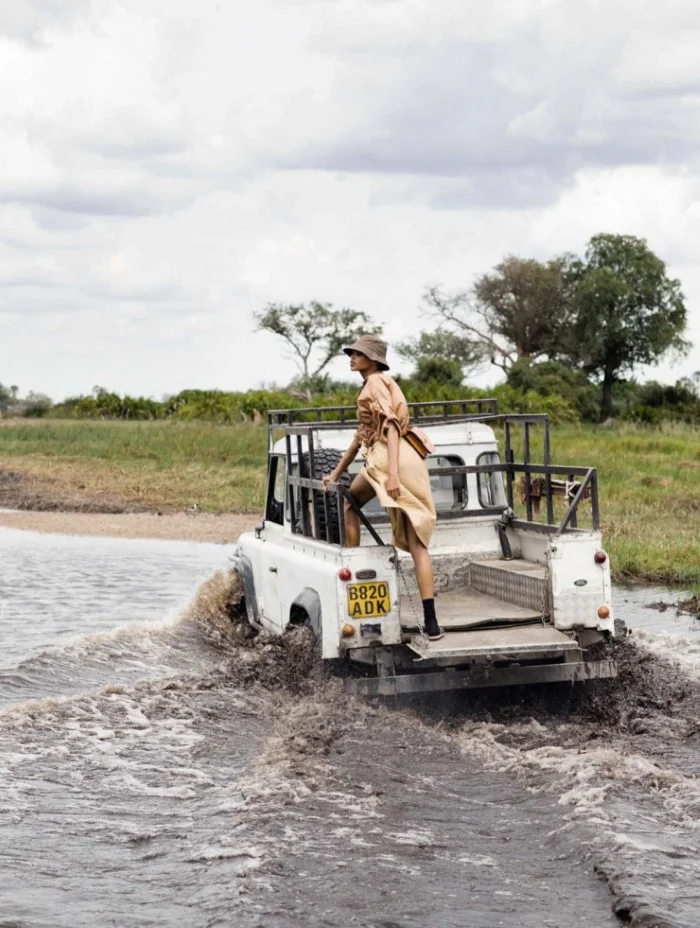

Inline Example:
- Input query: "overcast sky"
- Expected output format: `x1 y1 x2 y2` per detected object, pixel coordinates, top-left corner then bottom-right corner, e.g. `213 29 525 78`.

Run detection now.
2 0 700 401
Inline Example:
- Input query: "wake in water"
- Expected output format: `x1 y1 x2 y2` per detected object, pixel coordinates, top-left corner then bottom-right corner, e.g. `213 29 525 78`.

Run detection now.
399 633 700 928
180 573 700 928
1 555 699 928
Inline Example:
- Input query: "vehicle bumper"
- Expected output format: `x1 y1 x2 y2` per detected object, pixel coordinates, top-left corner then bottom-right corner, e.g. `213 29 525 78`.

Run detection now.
345 659 617 697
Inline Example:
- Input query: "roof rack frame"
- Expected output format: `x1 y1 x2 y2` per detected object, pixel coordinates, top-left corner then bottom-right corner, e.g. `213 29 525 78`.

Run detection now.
270 411 594 541
268 397 498 430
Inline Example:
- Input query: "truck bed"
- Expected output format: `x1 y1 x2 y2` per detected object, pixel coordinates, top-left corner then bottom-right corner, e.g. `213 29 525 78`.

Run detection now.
399 563 567 665
400 585 542 631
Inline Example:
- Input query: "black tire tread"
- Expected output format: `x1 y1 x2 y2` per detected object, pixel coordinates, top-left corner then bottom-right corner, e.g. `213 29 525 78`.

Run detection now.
300 448 351 543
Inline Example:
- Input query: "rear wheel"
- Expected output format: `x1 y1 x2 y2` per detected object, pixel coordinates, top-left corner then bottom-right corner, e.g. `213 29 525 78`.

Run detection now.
300 448 351 543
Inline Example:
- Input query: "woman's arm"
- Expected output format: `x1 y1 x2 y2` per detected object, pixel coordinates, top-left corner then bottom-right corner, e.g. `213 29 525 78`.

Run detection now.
321 435 361 488
385 422 401 500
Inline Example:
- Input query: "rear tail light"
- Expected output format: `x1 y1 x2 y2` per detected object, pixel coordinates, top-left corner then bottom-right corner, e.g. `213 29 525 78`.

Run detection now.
341 624 355 637
598 605 610 619
338 567 352 581
594 551 607 564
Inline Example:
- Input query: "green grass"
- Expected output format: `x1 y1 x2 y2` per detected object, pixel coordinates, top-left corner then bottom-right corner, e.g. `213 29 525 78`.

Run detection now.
551 424 700 587
1 418 698 586
0 419 268 512
491 422 700 585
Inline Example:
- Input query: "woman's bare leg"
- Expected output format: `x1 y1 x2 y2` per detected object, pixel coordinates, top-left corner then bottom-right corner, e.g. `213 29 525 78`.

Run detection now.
343 470 376 547
405 517 442 638
405 517 434 599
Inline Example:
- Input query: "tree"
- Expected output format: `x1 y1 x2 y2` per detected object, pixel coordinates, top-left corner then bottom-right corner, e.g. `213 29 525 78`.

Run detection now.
570 234 690 418
23 391 52 418
0 383 12 412
424 255 575 373
679 371 700 396
396 330 484 384
254 301 382 386
506 358 600 422
620 378 700 425
413 357 464 388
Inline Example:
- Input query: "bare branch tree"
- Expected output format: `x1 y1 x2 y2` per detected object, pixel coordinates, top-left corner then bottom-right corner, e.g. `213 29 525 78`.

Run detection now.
424 256 576 373
254 301 382 383
422 285 516 372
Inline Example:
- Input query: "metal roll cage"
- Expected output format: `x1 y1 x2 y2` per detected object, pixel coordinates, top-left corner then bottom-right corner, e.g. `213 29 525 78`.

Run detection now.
271 401 600 545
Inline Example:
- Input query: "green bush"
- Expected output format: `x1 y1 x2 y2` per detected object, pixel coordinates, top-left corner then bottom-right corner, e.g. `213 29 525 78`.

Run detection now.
52 392 161 420
506 360 599 421
494 386 580 424
171 392 241 423
39 373 697 428
23 392 53 418
620 380 700 425
410 357 464 388
239 390 299 419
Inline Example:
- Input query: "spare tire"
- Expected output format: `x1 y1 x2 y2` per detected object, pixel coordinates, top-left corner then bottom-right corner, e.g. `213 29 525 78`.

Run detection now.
300 448 352 544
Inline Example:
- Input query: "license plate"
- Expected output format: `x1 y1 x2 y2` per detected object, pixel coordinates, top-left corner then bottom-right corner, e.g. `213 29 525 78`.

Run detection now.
346 581 390 619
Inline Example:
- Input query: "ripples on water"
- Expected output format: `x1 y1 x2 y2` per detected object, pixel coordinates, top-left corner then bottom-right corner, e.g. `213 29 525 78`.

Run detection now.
0 525 698 927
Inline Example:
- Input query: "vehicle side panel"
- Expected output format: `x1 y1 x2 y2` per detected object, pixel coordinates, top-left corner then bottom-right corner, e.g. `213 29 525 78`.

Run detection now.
238 529 402 659
550 532 614 633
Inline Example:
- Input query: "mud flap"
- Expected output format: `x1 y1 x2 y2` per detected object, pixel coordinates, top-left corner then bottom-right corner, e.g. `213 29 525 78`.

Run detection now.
231 554 261 629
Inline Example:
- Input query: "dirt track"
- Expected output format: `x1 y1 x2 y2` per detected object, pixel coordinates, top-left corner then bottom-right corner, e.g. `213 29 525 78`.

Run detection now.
0 466 258 542
0 508 258 542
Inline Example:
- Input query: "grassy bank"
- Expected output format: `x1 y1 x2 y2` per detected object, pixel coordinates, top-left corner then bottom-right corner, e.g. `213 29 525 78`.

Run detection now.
550 424 700 586
1 418 698 586
0 419 267 513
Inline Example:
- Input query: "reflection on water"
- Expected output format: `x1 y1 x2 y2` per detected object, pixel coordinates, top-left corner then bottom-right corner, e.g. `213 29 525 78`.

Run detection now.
0 526 234 666
0 525 698 927
0 527 235 707
613 583 699 636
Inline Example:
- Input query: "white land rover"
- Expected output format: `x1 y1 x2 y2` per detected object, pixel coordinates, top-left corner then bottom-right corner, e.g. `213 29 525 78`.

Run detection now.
232 400 617 696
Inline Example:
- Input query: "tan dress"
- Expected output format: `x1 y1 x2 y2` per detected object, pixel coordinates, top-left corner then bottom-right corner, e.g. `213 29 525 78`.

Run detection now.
355 373 436 552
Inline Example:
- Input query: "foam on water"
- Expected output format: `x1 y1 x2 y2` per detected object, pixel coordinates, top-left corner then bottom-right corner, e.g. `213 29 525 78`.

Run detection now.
0 567 248 710
0 675 271 924
0 525 233 631
632 628 700 679
1 526 699 926
425 640 700 928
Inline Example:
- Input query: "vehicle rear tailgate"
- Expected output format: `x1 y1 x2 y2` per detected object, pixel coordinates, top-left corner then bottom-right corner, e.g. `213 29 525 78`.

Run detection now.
408 624 578 662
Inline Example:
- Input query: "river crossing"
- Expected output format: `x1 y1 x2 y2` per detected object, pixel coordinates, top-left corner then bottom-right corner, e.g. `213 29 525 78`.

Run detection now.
0 525 698 927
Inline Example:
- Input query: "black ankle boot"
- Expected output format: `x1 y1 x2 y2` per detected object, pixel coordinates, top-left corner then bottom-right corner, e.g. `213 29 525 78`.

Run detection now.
422 598 444 641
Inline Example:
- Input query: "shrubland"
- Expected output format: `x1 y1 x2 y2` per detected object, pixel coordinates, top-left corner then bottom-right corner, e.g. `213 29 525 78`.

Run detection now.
0 417 698 587
1 232 698 584
23 366 698 428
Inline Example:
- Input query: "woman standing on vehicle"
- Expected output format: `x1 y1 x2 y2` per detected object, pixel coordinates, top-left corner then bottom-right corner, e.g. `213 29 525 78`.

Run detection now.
321 335 443 640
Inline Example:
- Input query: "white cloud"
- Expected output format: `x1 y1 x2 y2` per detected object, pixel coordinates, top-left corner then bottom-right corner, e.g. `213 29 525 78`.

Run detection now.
0 0 698 402
0 0 100 45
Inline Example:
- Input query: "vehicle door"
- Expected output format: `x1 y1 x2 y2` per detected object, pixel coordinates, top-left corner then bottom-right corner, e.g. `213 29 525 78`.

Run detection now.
259 454 286 629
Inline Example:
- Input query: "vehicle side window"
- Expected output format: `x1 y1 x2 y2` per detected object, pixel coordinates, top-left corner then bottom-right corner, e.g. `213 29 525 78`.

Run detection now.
348 454 467 513
265 455 286 524
477 452 507 508
428 454 467 511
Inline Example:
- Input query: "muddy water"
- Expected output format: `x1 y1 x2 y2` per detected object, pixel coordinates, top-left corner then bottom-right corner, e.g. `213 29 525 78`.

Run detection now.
0 526 698 928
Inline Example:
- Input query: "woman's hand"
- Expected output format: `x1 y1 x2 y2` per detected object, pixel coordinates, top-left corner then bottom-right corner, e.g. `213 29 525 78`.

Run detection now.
386 473 401 500
321 470 340 492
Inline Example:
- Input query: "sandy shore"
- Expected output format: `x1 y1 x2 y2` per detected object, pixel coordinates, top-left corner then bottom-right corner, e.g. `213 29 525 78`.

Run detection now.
0 509 259 543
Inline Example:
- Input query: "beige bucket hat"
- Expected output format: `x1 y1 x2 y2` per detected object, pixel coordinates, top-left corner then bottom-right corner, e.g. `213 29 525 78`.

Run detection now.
343 335 390 371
